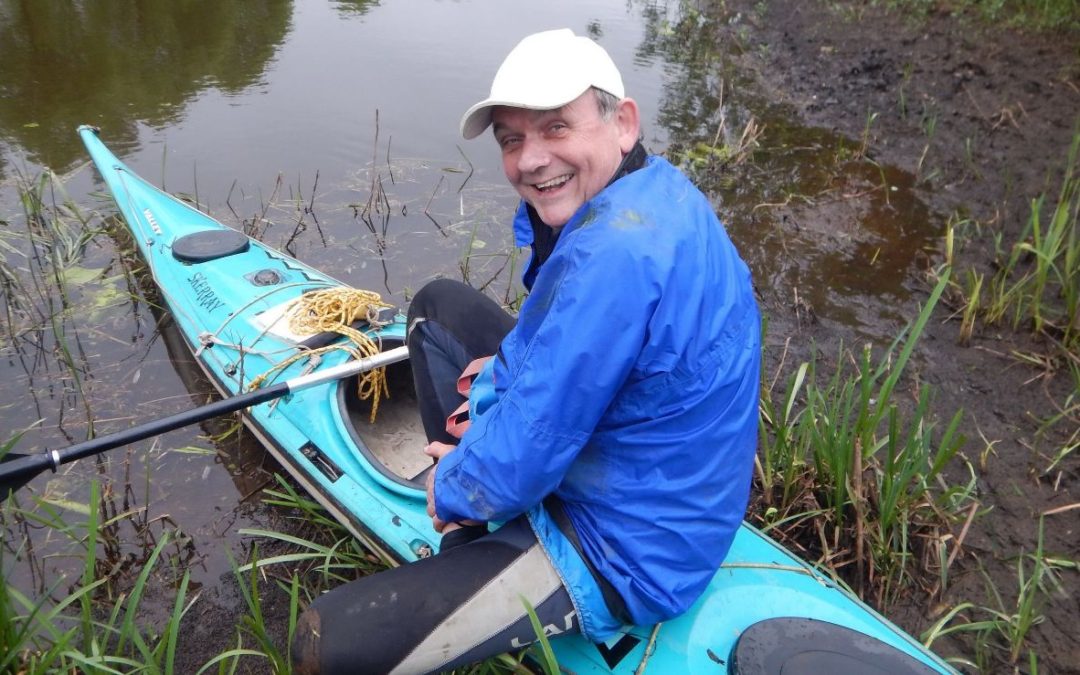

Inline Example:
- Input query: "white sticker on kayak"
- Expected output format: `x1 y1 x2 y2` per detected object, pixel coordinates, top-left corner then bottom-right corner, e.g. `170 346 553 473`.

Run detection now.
251 298 311 343
143 208 163 235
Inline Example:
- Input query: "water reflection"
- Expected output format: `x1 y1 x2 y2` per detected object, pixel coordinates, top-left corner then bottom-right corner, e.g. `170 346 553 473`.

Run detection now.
0 0 292 175
632 3 938 330
332 0 381 16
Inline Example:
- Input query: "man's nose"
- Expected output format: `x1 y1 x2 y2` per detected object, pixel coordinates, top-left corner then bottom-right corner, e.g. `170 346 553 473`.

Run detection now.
517 137 550 175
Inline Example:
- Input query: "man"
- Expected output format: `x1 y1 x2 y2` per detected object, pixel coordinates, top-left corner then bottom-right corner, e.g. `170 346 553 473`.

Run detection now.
292 28 760 674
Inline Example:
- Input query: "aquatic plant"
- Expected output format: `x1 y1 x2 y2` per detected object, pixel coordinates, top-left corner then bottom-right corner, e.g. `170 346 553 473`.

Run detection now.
922 515 1070 671
199 548 298 675
1 481 198 674
669 88 765 183
757 274 977 603
878 0 1080 30
458 221 524 311
984 133 1079 346
240 477 390 586
938 132 1080 453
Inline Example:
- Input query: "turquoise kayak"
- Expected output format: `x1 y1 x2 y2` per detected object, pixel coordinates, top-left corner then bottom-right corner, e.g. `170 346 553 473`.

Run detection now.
78 126 956 674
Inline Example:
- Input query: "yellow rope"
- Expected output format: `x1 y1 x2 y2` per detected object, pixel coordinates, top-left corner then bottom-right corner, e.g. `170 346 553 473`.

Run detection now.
249 288 394 421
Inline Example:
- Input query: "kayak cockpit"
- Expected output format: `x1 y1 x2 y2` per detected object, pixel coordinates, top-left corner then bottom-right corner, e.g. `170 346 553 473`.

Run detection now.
338 347 431 491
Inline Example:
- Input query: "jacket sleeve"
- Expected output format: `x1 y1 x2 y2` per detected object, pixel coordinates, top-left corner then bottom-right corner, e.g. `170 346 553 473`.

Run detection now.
433 225 659 523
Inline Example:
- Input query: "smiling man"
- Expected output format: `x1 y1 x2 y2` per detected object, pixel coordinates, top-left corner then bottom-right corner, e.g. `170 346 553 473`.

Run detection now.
293 29 760 674
488 91 638 229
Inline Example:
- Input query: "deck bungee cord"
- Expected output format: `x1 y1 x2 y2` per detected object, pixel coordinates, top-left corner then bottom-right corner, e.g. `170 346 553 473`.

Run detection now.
193 280 332 354
249 287 395 421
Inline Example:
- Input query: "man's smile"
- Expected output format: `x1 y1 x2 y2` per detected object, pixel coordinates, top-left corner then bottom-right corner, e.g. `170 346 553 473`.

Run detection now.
533 174 574 192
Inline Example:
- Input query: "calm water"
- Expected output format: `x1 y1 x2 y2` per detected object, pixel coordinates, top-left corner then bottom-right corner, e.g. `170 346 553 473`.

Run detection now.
0 0 939 588
0 0 707 589
0 1 675 188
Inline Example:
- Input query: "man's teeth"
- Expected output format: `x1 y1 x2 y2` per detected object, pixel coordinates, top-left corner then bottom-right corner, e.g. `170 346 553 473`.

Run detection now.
536 174 572 191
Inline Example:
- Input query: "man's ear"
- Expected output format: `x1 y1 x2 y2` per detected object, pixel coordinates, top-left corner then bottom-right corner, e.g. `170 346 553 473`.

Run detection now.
614 98 641 153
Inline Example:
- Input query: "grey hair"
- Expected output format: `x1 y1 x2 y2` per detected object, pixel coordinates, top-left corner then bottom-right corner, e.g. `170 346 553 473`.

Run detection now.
592 87 620 121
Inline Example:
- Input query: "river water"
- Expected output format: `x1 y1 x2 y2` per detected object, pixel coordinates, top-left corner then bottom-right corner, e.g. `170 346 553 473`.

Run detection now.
0 0 937 594
0 0 709 591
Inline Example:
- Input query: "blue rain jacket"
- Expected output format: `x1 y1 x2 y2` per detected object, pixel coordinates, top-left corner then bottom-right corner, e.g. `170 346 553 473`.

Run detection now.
433 155 760 638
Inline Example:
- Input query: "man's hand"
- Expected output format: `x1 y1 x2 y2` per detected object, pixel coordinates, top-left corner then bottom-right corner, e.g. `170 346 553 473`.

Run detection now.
424 442 456 533
423 442 484 534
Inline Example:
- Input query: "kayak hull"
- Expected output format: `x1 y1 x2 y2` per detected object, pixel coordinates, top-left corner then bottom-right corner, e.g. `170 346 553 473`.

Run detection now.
78 126 955 674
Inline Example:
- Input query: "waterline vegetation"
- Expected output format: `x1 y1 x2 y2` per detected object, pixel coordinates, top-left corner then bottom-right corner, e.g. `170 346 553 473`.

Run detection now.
756 273 977 608
937 131 1080 463
879 0 1080 30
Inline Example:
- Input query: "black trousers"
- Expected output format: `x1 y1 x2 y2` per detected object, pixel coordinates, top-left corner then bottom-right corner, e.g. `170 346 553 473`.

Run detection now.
405 278 515 445
292 280 581 675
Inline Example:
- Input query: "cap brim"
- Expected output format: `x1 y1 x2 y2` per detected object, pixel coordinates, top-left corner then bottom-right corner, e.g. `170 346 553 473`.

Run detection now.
459 88 595 140
460 100 498 140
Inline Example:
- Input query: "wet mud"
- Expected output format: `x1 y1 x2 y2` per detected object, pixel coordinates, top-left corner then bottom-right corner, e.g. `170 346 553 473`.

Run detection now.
710 1 1079 671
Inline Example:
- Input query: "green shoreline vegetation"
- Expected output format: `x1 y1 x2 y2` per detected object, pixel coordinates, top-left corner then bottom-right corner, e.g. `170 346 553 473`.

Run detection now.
874 0 1080 30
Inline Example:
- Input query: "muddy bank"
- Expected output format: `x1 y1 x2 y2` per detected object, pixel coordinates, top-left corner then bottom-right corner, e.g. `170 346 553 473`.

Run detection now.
709 1 1078 671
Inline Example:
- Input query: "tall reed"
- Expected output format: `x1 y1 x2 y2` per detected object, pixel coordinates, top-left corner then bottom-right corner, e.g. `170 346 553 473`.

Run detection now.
1 480 199 674
984 132 1079 349
757 274 976 601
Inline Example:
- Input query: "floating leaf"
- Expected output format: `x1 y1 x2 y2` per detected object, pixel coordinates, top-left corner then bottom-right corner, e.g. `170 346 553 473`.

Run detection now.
40 497 91 515
62 265 101 285
169 446 215 456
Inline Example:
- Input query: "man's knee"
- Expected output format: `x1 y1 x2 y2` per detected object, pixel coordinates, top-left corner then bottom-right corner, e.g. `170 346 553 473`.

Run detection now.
407 278 473 326
290 578 403 675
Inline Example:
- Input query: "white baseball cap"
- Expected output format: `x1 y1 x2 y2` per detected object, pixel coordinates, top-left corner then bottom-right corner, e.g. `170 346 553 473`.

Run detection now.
459 29 625 140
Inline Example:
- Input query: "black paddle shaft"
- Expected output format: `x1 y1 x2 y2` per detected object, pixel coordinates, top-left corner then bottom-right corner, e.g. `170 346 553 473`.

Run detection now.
0 381 288 497
0 344 409 498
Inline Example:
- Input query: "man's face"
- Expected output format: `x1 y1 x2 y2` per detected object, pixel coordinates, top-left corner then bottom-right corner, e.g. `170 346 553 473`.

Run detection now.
491 91 639 227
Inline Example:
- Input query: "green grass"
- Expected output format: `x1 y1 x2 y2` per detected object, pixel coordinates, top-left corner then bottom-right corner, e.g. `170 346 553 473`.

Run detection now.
938 132 1080 463
2 476 310 674
1 481 199 674
922 516 1069 671
757 273 977 603
878 0 1080 30
521 598 560 675
984 133 1079 347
